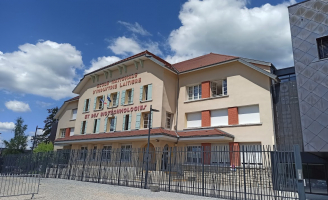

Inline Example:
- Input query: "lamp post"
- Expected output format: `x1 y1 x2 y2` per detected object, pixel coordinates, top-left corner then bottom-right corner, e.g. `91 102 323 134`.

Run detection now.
144 105 159 189
31 126 43 152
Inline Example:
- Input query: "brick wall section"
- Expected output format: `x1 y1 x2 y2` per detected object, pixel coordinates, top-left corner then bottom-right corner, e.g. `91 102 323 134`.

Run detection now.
201 143 211 165
65 128 70 138
229 142 240 167
201 110 211 127
201 81 210 98
228 107 239 125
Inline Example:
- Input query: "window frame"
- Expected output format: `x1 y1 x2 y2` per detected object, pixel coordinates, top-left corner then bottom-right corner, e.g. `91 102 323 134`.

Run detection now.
143 85 149 101
121 144 132 162
142 112 150 129
71 108 77 120
111 93 118 107
186 145 202 164
210 79 227 97
60 129 66 138
124 114 130 131
102 145 112 161
93 119 98 133
166 112 173 129
70 127 75 136
106 117 115 132
317 36 328 60
187 84 202 101
81 121 86 134
85 98 90 112
96 95 104 110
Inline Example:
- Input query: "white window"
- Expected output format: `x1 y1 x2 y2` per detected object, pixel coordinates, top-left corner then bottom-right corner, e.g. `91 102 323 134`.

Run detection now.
166 113 173 129
94 95 105 110
211 79 227 97
102 146 112 160
105 117 115 132
60 129 65 138
187 146 202 164
71 109 77 120
121 145 132 162
211 144 230 165
143 113 149 129
240 144 262 166
81 121 87 134
112 93 118 107
187 84 202 100
186 112 201 128
126 89 133 104
210 109 228 126
70 128 75 136
238 105 260 124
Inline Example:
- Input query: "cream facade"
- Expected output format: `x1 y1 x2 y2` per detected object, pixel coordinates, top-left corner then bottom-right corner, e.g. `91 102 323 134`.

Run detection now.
54 51 278 165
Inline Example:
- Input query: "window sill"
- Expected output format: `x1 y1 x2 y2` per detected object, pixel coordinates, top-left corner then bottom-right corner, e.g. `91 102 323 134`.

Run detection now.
69 119 76 121
183 123 262 130
184 95 229 103
82 111 90 114
94 109 104 111
123 103 134 106
140 99 152 103
107 105 118 109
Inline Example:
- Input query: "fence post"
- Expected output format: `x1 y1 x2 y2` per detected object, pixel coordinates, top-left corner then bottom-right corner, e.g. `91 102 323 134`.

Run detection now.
202 146 205 196
118 148 122 186
98 150 103 183
293 145 305 200
141 148 144 188
168 147 172 192
242 145 247 200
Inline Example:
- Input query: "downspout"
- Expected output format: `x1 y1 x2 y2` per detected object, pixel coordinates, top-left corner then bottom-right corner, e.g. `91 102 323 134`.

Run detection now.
171 65 180 145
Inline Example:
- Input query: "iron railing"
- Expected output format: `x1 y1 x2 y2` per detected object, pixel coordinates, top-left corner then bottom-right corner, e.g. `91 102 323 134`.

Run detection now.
1 145 304 200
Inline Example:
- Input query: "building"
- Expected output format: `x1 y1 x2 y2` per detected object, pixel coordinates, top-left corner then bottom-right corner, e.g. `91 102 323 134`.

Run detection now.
288 0 328 195
54 51 278 166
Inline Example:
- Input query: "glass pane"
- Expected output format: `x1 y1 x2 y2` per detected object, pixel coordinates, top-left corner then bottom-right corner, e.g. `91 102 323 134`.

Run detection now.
198 85 202 98
223 79 227 95
308 164 328 194
188 87 193 100
194 85 199 100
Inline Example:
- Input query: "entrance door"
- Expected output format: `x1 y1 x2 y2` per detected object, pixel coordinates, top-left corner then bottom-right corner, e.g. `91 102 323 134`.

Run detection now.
161 145 169 171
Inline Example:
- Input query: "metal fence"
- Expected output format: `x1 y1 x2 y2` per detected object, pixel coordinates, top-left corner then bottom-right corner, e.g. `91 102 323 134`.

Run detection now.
1 145 305 200
0 174 40 198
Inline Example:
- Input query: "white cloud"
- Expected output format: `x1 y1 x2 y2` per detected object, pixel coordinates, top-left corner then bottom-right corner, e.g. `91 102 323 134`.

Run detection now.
5 100 31 112
28 129 44 136
0 40 83 100
118 21 151 36
0 122 15 132
108 36 162 56
166 0 296 67
84 56 121 74
36 101 53 108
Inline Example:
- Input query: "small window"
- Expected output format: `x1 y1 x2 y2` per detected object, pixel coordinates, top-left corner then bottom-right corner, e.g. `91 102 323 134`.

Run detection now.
121 145 132 162
187 84 202 100
93 118 100 133
95 96 104 110
317 36 328 59
105 117 115 132
81 121 87 134
70 127 75 136
112 93 118 107
60 129 66 138
124 114 130 130
211 79 227 97
84 99 90 112
166 113 173 129
140 84 152 102
187 146 202 164
71 109 77 120
144 85 149 100
125 89 133 104
143 113 150 129
102 146 112 160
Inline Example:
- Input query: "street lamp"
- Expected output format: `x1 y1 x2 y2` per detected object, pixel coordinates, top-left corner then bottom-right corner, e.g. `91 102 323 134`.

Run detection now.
144 105 159 189
31 126 43 151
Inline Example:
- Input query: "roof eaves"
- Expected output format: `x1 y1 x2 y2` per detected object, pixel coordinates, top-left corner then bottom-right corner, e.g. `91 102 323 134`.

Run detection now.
241 58 272 66
238 59 278 82
178 58 239 74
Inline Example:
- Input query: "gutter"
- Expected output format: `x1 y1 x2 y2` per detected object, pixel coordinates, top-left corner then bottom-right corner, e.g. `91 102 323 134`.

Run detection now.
170 64 181 144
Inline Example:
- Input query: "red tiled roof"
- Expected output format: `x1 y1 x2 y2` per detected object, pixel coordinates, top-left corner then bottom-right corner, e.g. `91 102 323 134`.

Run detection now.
65 96 79 102
55 128 233 143
173 53 238 72
85 50 175 75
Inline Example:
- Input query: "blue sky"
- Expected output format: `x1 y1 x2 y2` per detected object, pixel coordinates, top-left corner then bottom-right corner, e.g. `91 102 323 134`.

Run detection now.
0 0 298 148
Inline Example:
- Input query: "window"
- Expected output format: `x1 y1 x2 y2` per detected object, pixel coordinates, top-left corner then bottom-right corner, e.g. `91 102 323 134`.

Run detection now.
94 95 105 110
112 93 118 107
240 144 262 165
187 146 202 164
238 105 260 124
81 121 87 134
186 112 201 128
80 146 88 160
166 113 173 129
60 129 66 138
121 145 132 162
92 146 97 160
84 99 90 112
143 113 149 129
141 84 152 101
71 109 77 120
123 114 131 131
317 36 328 59
278 74 296 82
211 144 230 165
126 89 133 104
105 117 116 132
187 84 202 100
93 118 100 133
211 79 227 97
102 146 112 160
70 128 75 136
211 109 228 126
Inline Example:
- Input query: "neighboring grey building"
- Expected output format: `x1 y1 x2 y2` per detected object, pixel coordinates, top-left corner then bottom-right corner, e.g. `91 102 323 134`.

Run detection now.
288 0 328 152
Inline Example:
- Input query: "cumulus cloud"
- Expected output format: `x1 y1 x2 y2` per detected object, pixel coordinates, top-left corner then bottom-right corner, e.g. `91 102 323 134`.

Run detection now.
0 40 83 100
118 21 151 36
0 122 15 132
5 100 31 112
36 101 53 108
84 56 121 74
166 0 295 67
108 36 162 56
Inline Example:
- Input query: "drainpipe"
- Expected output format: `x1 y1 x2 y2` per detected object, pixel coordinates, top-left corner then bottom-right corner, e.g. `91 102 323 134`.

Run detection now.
171 65 180 145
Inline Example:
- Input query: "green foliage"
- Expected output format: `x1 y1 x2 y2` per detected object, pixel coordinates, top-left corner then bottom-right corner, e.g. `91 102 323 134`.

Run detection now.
33 142 54 153
3 117 28 155
36 107 58 144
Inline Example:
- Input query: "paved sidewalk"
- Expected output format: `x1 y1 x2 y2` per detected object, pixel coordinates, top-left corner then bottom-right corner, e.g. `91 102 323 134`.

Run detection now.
2 178 222 200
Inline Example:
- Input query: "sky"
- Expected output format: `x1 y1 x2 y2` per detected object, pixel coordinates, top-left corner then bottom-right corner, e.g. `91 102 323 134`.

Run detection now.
0 0 299 148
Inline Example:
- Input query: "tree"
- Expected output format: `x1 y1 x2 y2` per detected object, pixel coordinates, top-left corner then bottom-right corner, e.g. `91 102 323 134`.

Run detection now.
33 142 54 153
37 107 58 143
3 117 28 155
